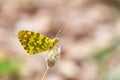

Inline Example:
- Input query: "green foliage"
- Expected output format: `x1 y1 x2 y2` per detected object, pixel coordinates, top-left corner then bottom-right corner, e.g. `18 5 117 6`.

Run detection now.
93 40 120 61
108 66 120 80
0 55 22 77
90 39 120 80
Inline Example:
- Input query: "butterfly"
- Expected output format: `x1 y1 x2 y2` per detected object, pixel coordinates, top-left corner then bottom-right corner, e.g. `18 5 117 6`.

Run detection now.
18 30 59 55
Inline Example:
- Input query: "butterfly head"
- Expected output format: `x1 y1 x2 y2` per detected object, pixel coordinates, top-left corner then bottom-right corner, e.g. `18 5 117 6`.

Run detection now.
50 37 59 49
53 37 59 43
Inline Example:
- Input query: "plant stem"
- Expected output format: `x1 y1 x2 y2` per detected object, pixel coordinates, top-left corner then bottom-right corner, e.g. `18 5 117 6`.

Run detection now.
42 66 49 80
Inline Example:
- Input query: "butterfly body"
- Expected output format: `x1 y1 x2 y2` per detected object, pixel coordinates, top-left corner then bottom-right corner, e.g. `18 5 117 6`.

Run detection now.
18 30 59 54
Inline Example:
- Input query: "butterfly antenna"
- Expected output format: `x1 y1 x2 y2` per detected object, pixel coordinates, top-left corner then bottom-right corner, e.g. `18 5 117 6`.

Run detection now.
55 29 62 38
55 23 65 38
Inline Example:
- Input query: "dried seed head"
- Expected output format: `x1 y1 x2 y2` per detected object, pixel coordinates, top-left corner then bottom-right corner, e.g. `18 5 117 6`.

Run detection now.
46 46 61 68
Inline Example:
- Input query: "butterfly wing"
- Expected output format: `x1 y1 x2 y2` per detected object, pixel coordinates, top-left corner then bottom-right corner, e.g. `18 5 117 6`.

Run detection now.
18 30 52 55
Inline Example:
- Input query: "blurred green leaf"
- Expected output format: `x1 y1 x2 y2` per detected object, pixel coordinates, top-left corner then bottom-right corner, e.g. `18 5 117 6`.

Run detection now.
0 55 23 77
108 65 120 80
93 40 120 60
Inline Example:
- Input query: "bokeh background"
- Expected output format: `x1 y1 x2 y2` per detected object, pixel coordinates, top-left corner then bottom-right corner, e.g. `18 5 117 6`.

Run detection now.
0 0 120 80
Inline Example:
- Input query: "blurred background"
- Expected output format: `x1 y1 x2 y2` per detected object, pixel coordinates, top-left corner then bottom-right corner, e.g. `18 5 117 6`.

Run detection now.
0 0 120 80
